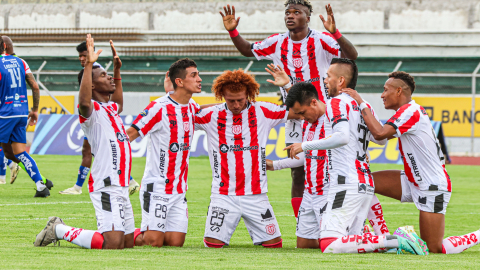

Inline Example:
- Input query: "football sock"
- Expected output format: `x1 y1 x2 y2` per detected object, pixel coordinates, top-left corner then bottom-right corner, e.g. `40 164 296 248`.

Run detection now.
7 159 13 168
291 197 302 218
367 195 390 236
442 230 480 254
203 239 225 248
18 161 47 184
133 228 143 246
262 239 283 248
55 224 103 249
15 152 43 184
320 235 388 253
75 166 90 188
0 156 6 178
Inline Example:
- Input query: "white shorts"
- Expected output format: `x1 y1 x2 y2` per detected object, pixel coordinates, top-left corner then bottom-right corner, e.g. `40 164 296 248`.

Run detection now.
140 190 188 233
204 193 281 245
296 190 328 239
320 183 374 238
89 185 135 235
400 171 451 215
285 119 303 144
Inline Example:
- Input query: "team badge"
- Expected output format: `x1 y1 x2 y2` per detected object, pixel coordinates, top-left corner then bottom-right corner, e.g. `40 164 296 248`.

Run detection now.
183 122 190 132
15 93 19 100
220 144 229 153
307 131 315 141
232 125 242 135
265 224 276 235
116 132 126 142
140 109 148 117
169 142 179 153
293 58 303 69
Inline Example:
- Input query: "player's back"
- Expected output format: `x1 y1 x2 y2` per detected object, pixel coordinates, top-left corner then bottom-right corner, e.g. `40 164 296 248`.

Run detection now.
0 55 28 118
386 100 451 192
131 94 200 194
325 93 374 188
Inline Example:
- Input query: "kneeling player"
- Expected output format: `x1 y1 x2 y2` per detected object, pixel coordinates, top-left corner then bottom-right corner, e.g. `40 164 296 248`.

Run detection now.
195 65 296 248
341 72 480 254
126 58 202 248
34 36 134 249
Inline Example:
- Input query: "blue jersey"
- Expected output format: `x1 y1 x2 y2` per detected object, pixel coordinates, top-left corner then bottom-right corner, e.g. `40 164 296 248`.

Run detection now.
0 55 28 118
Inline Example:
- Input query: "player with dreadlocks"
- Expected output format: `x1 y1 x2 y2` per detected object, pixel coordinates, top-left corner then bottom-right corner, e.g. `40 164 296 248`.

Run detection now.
220 0 358 219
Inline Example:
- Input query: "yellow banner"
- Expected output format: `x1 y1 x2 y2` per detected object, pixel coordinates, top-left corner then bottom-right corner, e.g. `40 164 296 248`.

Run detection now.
414 96 480 137
150 95 282 105
26 95 75 131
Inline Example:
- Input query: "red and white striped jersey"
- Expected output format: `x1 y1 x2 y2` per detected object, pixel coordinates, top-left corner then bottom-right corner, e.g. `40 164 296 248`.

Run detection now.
131 95 201 194
324 93 381 187
251 29 341 103
194 102 288 196
79 101 132 192
302 115 329 195
386 100 452 192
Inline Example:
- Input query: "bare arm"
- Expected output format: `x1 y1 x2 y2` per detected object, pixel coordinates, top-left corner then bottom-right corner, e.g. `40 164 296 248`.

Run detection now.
220 5 254 57
26 73 40 126
79 34 102 118
109 40 123 114
127 126 140 142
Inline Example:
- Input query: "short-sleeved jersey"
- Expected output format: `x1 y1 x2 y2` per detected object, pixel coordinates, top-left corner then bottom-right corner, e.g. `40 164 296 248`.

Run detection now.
251 29 341 103
131 95 201 194
79 101 132 192
195 102 288 196
302 115 329 195
386 100 452 192
0 55 30 118
324 93 381 187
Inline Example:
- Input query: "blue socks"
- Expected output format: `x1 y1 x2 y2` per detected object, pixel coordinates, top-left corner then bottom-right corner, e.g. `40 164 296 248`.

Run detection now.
76 166 90 187
15 151 43 183
0 149 6 177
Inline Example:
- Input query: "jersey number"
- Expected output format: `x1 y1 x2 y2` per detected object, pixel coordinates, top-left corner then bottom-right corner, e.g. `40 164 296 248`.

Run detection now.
210 210 225 232
356 123 369 161
8 68 22 88
155 204 167 219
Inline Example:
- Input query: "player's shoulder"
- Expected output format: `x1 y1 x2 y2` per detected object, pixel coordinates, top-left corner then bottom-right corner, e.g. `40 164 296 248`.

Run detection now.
255 100 283 107
310 29 334 39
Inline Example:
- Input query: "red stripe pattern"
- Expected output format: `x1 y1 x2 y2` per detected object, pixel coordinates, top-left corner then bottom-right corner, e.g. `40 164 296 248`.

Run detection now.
307 37 324 104
217 110 229 195
248 106 261 194
165 104 178 194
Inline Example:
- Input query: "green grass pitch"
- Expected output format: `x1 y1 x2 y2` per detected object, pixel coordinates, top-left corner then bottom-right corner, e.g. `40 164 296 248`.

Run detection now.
0 155 479 269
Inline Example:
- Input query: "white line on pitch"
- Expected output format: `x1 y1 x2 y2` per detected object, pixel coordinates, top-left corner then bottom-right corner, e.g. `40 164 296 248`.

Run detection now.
0 201 92 206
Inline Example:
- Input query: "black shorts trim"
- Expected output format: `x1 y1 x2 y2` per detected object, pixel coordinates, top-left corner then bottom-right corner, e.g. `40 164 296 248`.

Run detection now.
101 192 112 212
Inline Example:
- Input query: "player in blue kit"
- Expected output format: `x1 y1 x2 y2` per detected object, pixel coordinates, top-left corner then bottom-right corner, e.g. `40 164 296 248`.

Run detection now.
0 37 53 197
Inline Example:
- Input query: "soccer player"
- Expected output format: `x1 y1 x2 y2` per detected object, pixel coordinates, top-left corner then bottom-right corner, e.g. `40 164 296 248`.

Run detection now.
0 37 53 197
34 36 134 249
59 41 139 195
340 72 480 254
125 58 202 248
0 147 18 184
196 65 298 248
220 1 358 217
285 59 427 254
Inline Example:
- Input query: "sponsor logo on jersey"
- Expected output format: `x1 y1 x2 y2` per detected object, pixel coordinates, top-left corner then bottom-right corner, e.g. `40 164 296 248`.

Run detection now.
261 147 267 176
407 153 423 181
260 209 274 221
116 132 126 142
265 224 276 235
183 122 190 132
218 122 226 130
140 109 148 117
293 58 303 68
169 142 179 153
110 139 118 170
232 125 242 135
159 149 166 177
212 150 220 178
152 195 169 202
169 120 177 127
219 144 229 153
14 93 19 100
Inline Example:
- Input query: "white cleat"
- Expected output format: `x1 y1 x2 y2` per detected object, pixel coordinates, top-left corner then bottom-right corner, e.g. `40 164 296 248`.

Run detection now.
129 178 140 196
9 162 19 184
0 177 5 184
58 186 82 195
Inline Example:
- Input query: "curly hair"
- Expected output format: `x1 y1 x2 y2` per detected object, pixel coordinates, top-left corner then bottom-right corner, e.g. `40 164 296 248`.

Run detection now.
389 71 416 94
212 69 260 102
284 0 313 15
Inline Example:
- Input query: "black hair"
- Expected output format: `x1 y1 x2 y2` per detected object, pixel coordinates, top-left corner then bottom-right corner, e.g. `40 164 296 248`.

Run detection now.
285 82 318 108
77 65 101 86
76 41 89 53
389 71 416 94
331 58 358 89
168 58 197 89
0 37 4 53
284 0 313 15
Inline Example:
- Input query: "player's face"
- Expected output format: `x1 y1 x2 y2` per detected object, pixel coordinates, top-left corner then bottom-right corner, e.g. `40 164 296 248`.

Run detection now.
382 78 400 110
180 67 202 94
223 88 248 115
325 66 339 97
290 99 323 123
284 4 310 30
92 68 115 94
78 51 87 68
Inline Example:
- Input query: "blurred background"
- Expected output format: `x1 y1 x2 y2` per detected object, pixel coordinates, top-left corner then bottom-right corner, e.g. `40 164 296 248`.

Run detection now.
2 0 480 159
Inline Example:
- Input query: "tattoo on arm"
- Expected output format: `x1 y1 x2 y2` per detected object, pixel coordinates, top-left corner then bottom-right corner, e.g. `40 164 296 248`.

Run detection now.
26 73 40 111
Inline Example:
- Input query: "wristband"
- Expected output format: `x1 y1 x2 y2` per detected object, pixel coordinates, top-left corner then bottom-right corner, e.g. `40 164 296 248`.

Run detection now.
283 81 292 89
229 29 239 38
359 102 368 111
113 78 122 80
332 29 342 40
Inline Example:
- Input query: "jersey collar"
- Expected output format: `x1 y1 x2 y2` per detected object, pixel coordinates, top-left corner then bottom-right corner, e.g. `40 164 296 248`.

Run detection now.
224 101 252 112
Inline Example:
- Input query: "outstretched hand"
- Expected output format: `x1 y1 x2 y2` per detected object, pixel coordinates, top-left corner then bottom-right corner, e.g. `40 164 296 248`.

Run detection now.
86 34 102 64
110 40 121 70
340 88 364 105
319 4 337 34
219 4 240 31
265 64 290 87
284 143 303 160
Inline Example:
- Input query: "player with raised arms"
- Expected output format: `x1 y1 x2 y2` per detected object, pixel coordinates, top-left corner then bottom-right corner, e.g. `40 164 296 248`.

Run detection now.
34 35 135 249
126 58 202 248
285 59 427 254
196 64 299 248
220 0 358 218
340 72 480 254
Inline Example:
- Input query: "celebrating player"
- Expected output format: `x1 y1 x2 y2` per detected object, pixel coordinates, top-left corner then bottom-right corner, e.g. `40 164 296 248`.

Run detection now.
220 0 358 217
35 36 134 249
196 65 298 248
285 59 427 254
340 72 480 254
0 37 53 197
59 41 139 195
126 58 202 248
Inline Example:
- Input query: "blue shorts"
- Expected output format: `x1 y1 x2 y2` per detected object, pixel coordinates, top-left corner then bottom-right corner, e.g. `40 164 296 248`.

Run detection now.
0 117 27 144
